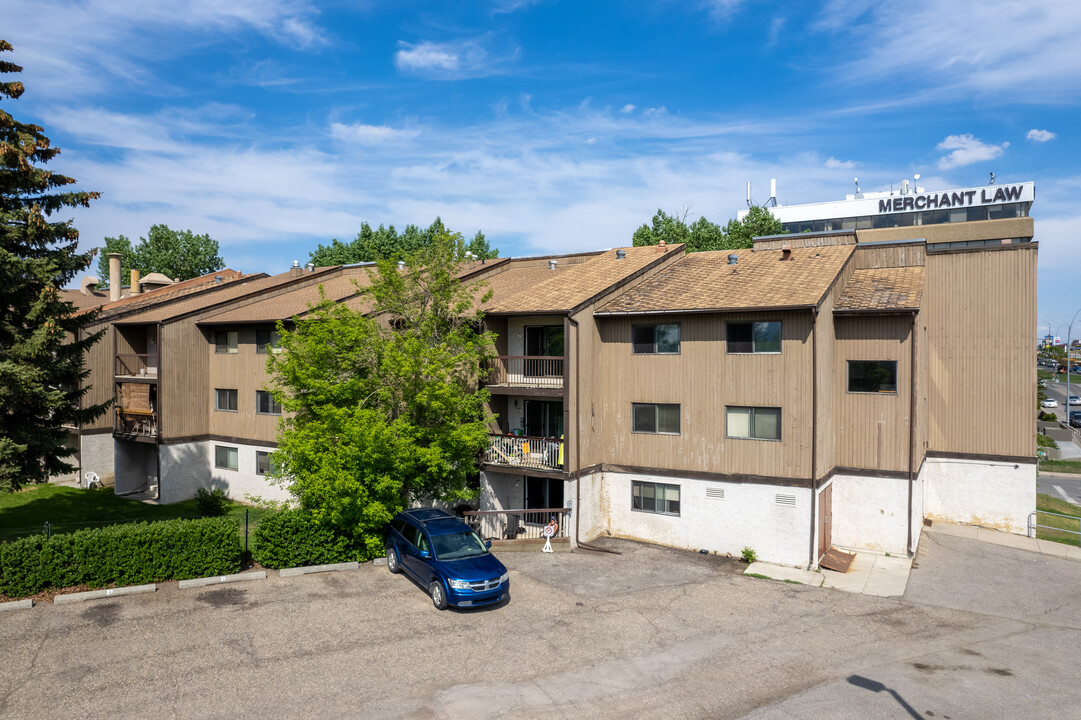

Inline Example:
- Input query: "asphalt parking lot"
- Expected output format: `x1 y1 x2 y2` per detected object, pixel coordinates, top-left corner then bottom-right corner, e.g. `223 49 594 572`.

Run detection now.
3 533 1081 719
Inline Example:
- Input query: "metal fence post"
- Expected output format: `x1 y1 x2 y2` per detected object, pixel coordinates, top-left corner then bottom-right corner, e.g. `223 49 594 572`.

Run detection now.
244 509 250 568
44 521 51 539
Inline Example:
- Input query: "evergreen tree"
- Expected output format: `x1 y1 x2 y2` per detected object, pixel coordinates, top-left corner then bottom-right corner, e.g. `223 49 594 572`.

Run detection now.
0 41 109 491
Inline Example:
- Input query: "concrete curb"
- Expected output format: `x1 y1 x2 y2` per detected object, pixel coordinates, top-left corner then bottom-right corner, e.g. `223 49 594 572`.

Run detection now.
54 584 156 604
373 557 387 566
744 562 824 587
280 561 359 577
0 599 34 612
178 571 267 589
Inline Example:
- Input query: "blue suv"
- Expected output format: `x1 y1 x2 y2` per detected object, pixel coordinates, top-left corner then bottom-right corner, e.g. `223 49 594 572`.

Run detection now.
385 508 509 610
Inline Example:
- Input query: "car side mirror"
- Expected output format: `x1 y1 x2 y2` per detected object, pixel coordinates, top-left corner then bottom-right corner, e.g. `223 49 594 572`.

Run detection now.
419 550 430 559
485 540 492 549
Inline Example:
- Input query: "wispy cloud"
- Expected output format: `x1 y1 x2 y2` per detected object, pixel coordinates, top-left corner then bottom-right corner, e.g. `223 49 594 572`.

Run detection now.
935 134 1008 170
825 157 855 169
621 104 636 114
330 123 420 145
1027 129 1056 142
700 0 748 22
394 38 519 79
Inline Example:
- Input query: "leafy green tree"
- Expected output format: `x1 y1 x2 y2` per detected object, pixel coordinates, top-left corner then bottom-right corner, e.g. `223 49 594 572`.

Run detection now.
267 231 494 557
309 217 497 266
632 204 785 252
0 41 109 491
95 224 224 287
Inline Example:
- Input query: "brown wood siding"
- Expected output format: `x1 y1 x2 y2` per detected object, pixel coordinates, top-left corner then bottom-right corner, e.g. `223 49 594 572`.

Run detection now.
207 325 281 444
924 247 1036 456
591 311 814 478
856 217 1033 245
159 320 209 439
754 233 857 251
833 315 913 471
81 321 114 430
852 243 926 269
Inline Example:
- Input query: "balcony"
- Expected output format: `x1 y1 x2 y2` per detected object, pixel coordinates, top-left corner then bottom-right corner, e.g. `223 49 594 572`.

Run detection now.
115 407 157 439
485 356 564 390
115 354 158 379
483 433 563 471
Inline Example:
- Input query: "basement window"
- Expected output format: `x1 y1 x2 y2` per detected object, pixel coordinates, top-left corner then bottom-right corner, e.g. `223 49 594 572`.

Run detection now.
632 480 681 516
214 445 238 471
726 321 781 354
847 361 898 394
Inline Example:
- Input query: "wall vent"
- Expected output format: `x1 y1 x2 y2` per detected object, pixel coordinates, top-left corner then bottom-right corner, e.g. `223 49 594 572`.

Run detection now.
775 493 796 507
706 487 725 500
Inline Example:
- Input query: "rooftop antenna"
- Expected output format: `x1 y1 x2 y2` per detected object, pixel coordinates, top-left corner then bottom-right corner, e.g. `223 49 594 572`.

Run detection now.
766 178 777 207
854 177 862 199
988 171 996 185
914 173 922 193
746 181 754 208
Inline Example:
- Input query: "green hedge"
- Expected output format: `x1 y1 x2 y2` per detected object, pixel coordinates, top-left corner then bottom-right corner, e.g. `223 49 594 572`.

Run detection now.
252 509 363 569
0 517 241 598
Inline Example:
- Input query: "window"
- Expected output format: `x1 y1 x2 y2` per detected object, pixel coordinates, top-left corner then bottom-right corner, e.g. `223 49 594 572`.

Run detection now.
632 403 680 434
256 390 282 415
632 481 680 515
215 330 238 354
214 445 238 471
256 451 275 476
215 388 238 412
632 324 680 354
726 321 781 353
256 328 281 354
524 399 563 438
726 406 781 440
525 325 564 357
848 361 898 393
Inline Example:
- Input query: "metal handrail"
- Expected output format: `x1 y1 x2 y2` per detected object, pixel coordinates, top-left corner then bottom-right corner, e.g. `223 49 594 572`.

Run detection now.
115 353 159 377
483 433 563 470
485 356 564 387
1029 510 1081 546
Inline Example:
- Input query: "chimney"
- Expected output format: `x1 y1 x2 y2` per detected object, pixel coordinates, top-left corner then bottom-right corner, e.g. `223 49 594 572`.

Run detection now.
290 260 302 277
658 238 667 252
781 244 792 261
728 254 738 265
130 269 142 295
80 276 100 296
616 249 626 259
108 253 123 301
548 260 558 270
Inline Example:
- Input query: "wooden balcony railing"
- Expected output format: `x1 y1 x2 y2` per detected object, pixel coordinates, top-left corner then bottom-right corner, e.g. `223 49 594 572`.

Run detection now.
463 508 570 541
115 354 159 377
485 356 564 388
115 407 157 437
483 433 563 471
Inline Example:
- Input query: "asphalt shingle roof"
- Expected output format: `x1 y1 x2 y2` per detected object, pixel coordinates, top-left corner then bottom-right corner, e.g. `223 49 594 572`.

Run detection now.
834 266 925 313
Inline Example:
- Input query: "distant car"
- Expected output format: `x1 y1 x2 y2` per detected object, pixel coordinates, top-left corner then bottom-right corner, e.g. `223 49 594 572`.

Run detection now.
1070 411 1081 428
385 508 509 610
1070 395 1081 406
1042 398 1059 408
1039 380 1048 388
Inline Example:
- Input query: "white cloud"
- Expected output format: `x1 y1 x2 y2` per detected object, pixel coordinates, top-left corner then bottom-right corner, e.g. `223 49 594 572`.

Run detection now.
700 0 747 22
394 38 518 79
621 104 636 114
935 134 1009 170
330 123 420 145
767 17 786 46
1027 129 1056 142
825 157 855 169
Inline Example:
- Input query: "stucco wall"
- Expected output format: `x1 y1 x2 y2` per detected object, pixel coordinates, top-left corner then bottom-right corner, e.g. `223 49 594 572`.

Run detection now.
922 457 1035 534
158 440 290 505
828 473 910 554
586 470 811 567
80 433 116 486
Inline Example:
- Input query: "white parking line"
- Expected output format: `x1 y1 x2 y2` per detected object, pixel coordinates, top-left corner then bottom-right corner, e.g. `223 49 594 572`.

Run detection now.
1053 485 1079 505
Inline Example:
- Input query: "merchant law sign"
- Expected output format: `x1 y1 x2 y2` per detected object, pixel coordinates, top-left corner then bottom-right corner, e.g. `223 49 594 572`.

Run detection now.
878 183 1031 213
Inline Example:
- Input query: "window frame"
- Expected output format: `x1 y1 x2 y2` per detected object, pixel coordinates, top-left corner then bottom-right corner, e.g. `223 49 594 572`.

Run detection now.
214 388 238 413
215 330 239 354
214 445 238 471
631 402 681 435
256 390 282 415
725 406 782 441
846 360 899 394
725 321 782 355
631 323 681 355
256 451 274 476
631 480 681 516
256 328 281 354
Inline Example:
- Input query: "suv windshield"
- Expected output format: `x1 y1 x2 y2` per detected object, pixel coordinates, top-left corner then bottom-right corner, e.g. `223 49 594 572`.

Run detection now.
431 531 489 561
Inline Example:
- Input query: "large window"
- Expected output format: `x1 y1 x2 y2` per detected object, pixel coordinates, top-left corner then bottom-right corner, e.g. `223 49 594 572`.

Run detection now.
632 324 680 354
632 481 680 516
632 403 680 435
214 388 238 412
214 445 238 471
215 330 238 354
726 321 781 353
256 390 282 415
256 328 281 354
525 325 564 357
524 400 563 438
726 406 781 440
848 361 898 393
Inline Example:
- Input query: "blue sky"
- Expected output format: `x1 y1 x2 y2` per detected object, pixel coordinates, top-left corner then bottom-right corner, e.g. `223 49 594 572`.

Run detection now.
4 0 1080 334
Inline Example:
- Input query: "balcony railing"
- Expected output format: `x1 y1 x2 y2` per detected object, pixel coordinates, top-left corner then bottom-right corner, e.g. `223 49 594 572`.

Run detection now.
115 407 157 437
485 356 564 388
483 433 563 471
115 354 158 378
463 508 570 541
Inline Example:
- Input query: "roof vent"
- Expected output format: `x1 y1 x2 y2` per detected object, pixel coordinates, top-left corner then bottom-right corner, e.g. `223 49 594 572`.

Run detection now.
728 254 738 265
549 260 558 270
291 260 300 268
397 260 406 270
466 251 474 260
781 244 792 261
214 275 223 284
616 249 626 259
305 262 315 271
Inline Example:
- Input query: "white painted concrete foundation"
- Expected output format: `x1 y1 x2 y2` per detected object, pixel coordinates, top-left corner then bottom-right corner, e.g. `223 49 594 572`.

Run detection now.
922 456 1035 534
157 440 291 505
828 473 912 555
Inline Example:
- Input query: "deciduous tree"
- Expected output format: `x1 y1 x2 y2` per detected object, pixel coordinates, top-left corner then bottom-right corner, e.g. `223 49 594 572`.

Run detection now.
95 224 224 286
632 204 785 252
0 41 109 491
309 217 498 266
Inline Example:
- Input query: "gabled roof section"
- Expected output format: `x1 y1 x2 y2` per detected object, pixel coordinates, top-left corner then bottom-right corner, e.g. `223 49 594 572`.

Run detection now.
482 246 683 314
834 266 925 314
201 266 376 324
595 245 854 316
76 269 249 319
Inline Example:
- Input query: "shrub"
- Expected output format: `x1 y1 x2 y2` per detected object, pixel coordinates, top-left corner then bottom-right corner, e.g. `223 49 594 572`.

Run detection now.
195 487 228 517
0 517 241 598
741 546 758 564
1039 412 1058 422
252 508 368 569
1037 433 1059 449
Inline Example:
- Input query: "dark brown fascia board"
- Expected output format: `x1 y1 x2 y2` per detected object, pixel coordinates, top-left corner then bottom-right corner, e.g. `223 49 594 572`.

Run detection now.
484 310 569 317
479 463 568 480
162 433 278 448
925 450 1036 465
94 273 271 326
833 307 921 316
599 463 813 488
595 303 816 317
753 229 858 243
120 267 343 326
925 242 1037 256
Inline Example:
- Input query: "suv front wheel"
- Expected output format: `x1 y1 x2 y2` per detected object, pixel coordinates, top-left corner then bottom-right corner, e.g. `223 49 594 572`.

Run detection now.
430 580 448 610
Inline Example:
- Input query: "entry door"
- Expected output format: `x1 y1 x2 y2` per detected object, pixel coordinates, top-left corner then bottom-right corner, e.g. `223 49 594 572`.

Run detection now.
525 476 564 525
818 483 833 559
524 400 563 438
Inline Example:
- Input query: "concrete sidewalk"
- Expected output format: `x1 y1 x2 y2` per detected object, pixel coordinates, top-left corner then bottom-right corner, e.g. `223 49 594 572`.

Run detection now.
745 549 913 598
929 519 1081 561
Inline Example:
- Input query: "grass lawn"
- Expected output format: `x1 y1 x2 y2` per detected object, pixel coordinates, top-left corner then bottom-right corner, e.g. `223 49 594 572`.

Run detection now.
1035 493 1081 546
1039 459 1081 475
0 484 268 541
